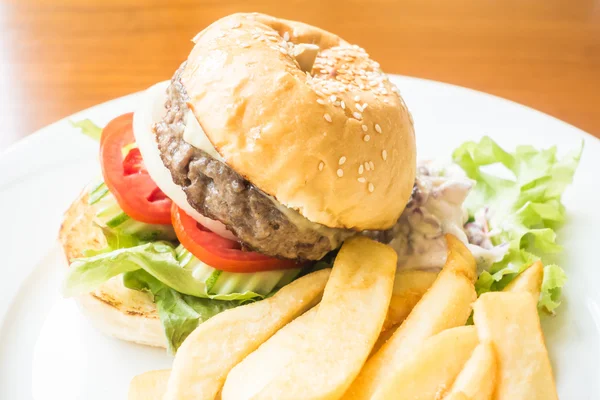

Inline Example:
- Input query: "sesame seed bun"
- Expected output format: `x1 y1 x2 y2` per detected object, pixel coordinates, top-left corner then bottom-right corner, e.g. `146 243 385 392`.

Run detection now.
181 13 416 230
59 186 167 348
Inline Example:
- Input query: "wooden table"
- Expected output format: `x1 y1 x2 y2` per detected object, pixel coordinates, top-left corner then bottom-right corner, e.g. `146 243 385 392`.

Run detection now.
1 0 599 151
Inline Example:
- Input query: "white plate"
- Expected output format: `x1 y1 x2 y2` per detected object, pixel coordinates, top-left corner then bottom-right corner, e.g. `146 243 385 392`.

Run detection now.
1 76 599 399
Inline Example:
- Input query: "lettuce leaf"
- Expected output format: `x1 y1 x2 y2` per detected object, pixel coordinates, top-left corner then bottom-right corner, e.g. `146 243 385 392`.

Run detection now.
123 270 240 352
71 119 102 141
63 241 263 301
453 136 582 312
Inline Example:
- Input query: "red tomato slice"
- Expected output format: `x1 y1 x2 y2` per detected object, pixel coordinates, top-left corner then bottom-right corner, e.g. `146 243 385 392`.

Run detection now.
171 204 300 272
100 113 172 224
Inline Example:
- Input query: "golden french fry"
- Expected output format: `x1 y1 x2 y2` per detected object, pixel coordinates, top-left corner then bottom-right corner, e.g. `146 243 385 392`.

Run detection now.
371 326 479 400
345 234 477 400
164 268 331 400
383 270 438 330
504 260 543 299
370 324 399 357
445 343 496 400
253 236 397 400
473 292 558 400
128 370 171 400
444 392 470 400
221 306 318 400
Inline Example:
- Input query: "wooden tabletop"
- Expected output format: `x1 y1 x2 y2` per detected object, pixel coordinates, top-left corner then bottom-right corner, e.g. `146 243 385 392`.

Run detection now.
1 0 599 152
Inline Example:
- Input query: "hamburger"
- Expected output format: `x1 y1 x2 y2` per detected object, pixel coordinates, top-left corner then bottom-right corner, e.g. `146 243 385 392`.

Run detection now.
61 12 416 352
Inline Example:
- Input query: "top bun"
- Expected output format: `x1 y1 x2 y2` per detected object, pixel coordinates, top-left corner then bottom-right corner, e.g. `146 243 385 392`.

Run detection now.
181 13 416 230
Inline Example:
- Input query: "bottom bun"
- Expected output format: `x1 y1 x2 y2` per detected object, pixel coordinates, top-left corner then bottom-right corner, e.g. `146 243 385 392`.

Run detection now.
59 185 166 348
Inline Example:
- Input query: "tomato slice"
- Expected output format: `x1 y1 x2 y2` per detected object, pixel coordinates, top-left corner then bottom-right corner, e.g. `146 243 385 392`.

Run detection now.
100 113 172 224
171 204 300 272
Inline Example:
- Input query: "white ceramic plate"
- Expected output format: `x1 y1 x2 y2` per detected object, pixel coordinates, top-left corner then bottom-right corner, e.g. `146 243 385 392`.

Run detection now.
1 76 599 400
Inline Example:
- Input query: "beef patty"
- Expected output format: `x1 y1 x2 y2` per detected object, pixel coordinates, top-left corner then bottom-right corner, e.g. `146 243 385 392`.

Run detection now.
153 63 359 260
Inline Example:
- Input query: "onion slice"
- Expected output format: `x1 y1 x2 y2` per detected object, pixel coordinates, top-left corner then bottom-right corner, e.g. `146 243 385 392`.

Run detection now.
132 82 237 241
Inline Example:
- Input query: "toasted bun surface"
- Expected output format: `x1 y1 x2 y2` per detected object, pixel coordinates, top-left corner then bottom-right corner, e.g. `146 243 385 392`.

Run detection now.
182 13 416 230
59 188 166 348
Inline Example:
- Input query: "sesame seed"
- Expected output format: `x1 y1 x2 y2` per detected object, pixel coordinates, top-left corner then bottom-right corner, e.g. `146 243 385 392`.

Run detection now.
368 183 375 193
324 113 332 123
292 28 298 37
365 162 371 171
337 169 344 177
230 22 241 29
341 101 346 109
361 124 368 132
362 103 368 110
358 165 364 174
318 161 324 171
383 99 390 104
329 95 336 102
369 161 375 170
339 156 347 165
353 112 362 120
283 31 290 41
279 47 288 55
316 99 326 105
354 95 360 102
375 124 382 134
382 150 388 161
358 177 366 183
240 42 250 48
364 135 371 142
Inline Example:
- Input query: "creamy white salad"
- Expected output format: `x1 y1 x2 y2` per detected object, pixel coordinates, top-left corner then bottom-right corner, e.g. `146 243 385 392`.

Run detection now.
390 161 507 272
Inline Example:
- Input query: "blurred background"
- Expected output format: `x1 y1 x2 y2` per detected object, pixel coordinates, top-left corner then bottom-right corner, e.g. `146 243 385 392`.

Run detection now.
0 0 598 152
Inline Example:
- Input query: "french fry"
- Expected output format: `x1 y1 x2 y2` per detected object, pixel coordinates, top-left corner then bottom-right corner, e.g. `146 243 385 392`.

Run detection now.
128 370 170 400
383 270 438 330
253 236 397 400
164 268 331 400
371 326 478 400
444 343 496 400
473 292 558 400
370 324 399 357
345 234 477 400
444 393 470 400
503 260 543 299
221 307 318 400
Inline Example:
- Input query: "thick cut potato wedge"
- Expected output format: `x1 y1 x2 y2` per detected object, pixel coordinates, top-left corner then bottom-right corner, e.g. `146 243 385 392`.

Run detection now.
370 324 399 357
473 292 558 400
345 234 477 400
128 370 170 400
445 342 496 400
504 260 543 299
371 326 479 400
444 393 470 400
221 306 318 400
383 270 438 330
163 268 331 400
253 236 397 400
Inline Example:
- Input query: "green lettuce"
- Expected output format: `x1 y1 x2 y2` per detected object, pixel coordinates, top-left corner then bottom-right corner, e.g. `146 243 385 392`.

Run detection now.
71 119 102 141
453 136 582 312
63 241 264 301
123 270 240 352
